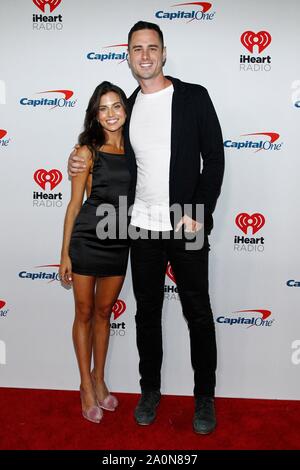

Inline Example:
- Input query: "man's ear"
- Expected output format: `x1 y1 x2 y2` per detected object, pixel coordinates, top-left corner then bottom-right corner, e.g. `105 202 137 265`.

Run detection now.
162 47 167 66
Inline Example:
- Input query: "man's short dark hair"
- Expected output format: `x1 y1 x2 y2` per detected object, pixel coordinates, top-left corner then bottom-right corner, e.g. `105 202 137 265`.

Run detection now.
128 21 164 48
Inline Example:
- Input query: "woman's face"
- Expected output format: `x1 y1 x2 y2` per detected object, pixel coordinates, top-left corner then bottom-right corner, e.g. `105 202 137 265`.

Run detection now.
97 91 126 133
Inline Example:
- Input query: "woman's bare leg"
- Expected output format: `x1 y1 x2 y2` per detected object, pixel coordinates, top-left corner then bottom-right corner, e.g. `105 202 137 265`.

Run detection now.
72 273 97 410
92 275 125 401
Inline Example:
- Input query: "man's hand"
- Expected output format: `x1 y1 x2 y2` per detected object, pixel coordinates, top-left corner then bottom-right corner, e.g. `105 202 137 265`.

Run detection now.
175 215 203 233
68 144 87 177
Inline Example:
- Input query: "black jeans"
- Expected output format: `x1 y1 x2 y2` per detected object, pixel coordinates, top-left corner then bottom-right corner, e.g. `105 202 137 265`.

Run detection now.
130 231 217 397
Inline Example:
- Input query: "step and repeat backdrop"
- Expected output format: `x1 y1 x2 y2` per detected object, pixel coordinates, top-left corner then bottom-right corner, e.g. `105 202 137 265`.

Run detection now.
1 0 299 399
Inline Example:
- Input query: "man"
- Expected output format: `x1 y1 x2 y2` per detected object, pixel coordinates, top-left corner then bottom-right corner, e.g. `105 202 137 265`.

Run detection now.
69 21 224 434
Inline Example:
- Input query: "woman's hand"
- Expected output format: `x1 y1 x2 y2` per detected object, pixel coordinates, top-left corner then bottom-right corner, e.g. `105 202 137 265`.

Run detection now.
59 256 73 285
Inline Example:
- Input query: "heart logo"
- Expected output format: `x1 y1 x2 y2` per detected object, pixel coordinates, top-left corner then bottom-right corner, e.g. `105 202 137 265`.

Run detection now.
166 263 176 284
33 0 62 13
34 169 62 191
0 300 6 309
112 300 126 320
0 129 7 139
235 213 265 235
241 31 272 53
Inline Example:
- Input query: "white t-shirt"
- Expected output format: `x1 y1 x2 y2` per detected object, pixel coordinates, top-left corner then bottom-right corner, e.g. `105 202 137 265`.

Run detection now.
129 84 174 231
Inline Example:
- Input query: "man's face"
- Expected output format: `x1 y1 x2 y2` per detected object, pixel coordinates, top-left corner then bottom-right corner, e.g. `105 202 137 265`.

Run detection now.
128 29 166 81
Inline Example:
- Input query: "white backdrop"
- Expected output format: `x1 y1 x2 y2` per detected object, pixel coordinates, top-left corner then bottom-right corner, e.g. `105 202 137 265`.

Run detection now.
1 0 300 399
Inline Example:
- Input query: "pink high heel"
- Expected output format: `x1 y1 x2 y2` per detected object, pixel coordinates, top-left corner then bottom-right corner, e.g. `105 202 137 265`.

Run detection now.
97 394 118 412
82 405 103 423
91 371 118 411
80 388 103 423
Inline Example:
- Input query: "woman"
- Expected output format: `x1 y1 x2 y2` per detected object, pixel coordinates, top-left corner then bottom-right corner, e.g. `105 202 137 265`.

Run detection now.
59 82 130 423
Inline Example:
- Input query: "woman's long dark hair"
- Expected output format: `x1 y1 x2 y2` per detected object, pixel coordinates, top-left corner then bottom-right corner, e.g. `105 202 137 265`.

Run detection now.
78 81 128 157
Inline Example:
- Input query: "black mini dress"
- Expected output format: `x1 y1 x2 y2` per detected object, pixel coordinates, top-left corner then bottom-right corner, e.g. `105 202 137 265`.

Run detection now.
69 150 131 277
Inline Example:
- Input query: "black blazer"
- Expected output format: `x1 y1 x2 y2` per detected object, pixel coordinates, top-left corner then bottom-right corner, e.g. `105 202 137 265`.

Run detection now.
124 76 224 233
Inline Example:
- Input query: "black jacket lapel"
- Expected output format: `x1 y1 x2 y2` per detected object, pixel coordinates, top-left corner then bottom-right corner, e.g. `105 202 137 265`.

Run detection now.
167 77 185 199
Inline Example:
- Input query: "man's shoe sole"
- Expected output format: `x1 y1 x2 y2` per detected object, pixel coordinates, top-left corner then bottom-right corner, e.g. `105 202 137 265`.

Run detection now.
136 418 155 426
134 402 160 426
193 424 216 435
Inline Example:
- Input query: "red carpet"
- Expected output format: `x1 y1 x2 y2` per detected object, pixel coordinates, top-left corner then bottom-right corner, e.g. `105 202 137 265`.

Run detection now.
0 388 299 450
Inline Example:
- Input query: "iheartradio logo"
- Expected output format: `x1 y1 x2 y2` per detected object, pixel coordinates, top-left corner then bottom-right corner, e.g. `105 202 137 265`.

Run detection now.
33 169 63 208
166 263 176 283
241 31 272 53
33 0 62 13
235 213 265 235
112 299 126 320
34 169 62 190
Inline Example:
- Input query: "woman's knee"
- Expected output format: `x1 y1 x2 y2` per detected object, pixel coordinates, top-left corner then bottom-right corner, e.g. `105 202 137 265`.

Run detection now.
75 302 94 323
94 303 113 321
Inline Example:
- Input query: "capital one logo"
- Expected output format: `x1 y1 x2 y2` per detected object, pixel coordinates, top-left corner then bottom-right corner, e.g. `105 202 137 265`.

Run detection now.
0 340 6 365
39 89 73 100
0 129 7 139
19 265 61 282
20 90 76 109
224 132 282 152
166 263 176 283
174 1 212 11
87 44 128 63
34 169 62 190
217 309 274 328
112 299 126 320
241 31 272 53
235 213 265 235
173 1 212 15
243 132 281 153
33 0 62 12
155 2 215 22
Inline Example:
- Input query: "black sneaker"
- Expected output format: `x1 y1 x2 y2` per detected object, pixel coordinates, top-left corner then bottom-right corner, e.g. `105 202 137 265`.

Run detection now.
134 390 161 425
193 396 216 434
